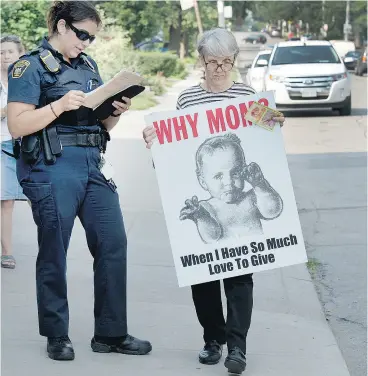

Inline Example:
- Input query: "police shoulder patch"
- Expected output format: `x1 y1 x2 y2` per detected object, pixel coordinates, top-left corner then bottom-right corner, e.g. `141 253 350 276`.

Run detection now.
12 60 31 78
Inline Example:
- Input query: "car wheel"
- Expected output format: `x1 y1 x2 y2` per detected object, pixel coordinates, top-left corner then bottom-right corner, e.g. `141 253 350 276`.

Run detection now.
338 95 352 116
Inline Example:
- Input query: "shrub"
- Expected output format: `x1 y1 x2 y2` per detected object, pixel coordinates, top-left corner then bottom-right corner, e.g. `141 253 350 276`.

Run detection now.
86 27 187 94
87 26 132 82
142 75 166 96
173 60 188 79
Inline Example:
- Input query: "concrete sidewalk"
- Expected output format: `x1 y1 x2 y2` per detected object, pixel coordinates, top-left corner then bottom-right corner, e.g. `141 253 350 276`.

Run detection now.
1 70 351 376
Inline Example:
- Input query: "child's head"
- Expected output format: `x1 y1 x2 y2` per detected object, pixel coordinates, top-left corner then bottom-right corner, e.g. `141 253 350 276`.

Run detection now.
196 133 245 203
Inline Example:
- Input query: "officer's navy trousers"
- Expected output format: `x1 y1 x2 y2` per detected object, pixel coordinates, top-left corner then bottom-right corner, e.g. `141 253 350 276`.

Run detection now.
17 145 127 338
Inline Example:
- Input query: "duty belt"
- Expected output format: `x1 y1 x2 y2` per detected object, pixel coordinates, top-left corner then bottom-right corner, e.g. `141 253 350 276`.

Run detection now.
59 133 108 149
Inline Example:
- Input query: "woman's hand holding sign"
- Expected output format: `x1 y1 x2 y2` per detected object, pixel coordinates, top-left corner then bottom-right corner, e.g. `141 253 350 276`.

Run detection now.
143 125 156 149
272 113 285 127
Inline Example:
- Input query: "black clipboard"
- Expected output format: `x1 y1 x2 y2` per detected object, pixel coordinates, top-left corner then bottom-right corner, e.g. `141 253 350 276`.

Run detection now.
93 85 145 120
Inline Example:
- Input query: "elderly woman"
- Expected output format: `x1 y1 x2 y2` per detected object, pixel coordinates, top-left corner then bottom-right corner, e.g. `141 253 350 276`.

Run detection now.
143 28 285 374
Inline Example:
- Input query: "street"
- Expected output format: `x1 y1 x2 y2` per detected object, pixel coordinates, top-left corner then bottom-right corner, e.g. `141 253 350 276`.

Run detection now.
237 34 367 376
282 74 367 376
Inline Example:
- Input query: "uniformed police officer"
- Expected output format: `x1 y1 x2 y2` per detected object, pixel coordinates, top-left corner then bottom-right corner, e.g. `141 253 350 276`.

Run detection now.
7 1 151 361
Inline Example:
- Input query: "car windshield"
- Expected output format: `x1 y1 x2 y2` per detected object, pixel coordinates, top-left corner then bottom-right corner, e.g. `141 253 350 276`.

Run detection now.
271 45 340 65
255 54 271 67
345 51 361 58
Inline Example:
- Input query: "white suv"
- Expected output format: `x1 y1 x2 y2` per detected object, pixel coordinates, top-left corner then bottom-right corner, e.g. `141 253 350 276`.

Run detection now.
264 41 351 115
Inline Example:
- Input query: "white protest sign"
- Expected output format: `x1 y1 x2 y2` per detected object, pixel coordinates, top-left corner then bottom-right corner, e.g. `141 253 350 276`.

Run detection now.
180 0 194 10
145 91 307 287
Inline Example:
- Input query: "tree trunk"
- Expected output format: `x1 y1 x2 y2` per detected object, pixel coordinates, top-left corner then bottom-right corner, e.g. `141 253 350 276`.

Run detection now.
180 32 189 59
168 12 182 56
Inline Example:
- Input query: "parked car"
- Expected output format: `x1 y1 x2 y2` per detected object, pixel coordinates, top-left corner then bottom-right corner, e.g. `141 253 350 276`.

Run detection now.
245 50 272 92
343 50 362 70
264 40 351 116
134 35 165 51
271 29 281 37
244 34 267 45
355 48 367 76
329 40 356 59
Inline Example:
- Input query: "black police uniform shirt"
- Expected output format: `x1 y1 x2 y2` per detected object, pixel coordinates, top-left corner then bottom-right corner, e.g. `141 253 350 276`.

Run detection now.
7 37 103 134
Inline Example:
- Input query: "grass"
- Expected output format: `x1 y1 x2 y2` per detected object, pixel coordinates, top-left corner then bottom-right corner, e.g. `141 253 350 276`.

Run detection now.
307 257 321 277
130 91 159 111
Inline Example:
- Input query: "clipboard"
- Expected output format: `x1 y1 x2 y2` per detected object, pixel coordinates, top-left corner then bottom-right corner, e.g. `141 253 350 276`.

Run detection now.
93 85 145 120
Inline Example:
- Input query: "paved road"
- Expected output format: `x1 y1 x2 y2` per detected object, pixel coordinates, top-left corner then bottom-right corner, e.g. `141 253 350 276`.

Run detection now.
283 74 367 376
241 67 367 376
236 31 367 375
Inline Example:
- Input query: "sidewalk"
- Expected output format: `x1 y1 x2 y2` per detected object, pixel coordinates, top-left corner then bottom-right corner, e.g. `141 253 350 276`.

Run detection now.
1 69 351 376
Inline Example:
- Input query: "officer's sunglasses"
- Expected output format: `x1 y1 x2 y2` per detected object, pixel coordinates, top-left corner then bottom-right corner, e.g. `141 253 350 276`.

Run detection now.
68 23 96 43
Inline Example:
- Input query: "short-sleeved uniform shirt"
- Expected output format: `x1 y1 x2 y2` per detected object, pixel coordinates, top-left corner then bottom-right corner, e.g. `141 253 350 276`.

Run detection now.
176 82 256 110
7 37 103 133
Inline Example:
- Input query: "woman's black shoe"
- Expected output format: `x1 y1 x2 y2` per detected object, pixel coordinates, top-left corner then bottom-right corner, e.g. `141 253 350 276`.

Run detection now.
47 336 75 361
224 346 246 374
198 340 223 365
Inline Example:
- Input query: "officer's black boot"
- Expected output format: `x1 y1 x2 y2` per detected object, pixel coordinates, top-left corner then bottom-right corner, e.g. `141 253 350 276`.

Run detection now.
198 340 223 365
224 346 247 374
91 334 152 355
47 336 75 361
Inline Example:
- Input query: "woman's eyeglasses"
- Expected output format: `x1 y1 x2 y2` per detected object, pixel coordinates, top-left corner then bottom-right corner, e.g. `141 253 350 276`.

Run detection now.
204 60 234 72
68 23 96 43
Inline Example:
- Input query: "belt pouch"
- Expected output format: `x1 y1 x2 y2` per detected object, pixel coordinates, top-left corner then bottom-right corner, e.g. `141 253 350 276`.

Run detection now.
20 135 40 164
41 128 56 165
47 126 62 156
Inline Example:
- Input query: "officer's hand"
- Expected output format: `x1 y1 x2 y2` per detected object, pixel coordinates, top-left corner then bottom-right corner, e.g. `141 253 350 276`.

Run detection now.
112 96 131 117
143 125 157 149
57 90 86 113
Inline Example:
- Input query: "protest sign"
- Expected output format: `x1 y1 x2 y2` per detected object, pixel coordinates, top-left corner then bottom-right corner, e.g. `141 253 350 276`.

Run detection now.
145 91 307 287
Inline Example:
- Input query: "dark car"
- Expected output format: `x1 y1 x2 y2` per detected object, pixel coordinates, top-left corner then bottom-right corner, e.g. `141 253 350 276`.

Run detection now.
355 48 367 76
343 50 362 70
244 34 267 45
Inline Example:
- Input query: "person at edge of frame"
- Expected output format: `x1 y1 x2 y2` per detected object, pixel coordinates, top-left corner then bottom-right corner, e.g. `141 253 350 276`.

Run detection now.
7 0 152 361
1 34 28 270
142 28 286 375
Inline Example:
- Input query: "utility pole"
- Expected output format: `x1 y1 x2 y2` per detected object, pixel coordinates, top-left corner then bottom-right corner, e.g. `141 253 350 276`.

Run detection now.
344 0 351 41
194 0 203 35
217 0 225 28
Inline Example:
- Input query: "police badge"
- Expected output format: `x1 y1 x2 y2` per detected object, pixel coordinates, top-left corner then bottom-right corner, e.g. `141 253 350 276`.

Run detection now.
12 60 30 78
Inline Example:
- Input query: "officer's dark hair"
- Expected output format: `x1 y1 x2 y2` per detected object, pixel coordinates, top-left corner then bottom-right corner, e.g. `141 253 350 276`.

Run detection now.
47 1 102 35
0 35 24 54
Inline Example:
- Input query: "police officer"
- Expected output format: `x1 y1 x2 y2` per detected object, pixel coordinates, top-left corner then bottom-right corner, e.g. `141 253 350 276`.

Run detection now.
7 1 151 361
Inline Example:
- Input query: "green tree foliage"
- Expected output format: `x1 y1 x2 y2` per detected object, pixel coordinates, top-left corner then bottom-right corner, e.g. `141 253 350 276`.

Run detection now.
95 0 163 46
250 0 366 43
1 0 49 50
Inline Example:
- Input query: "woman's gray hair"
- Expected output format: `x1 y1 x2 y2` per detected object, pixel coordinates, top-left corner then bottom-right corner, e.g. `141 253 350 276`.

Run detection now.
0 34 24 53
197 28 239 59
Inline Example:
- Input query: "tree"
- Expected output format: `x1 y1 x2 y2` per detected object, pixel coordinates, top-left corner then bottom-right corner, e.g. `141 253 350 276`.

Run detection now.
350 0 367 47
1 0 49 50
96 1 163 46
229 1 249 29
